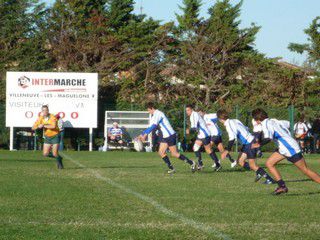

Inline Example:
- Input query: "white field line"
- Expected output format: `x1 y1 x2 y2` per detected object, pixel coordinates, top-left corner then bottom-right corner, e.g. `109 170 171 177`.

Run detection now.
61 153 232 240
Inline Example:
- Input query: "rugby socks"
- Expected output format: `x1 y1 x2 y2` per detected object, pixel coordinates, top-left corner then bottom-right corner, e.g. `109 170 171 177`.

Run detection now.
243 162 251 171
55 155 64 169
257 167 273 181
209 152 220 167
277 179 286 188
162 156 174 170
179 154 194 165
226 153 235 163
195 151 203 166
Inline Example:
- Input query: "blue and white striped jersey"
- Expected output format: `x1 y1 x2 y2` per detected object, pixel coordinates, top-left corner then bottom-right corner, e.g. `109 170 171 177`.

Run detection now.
203 113 221 137
262 118 301 157
190 111 210 139
109 127 123 136
224 119 254 145
279 120 290 132
142 110 175 138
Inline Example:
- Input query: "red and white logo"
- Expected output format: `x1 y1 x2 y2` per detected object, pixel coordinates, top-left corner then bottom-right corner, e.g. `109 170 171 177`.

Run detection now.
18 76 31 89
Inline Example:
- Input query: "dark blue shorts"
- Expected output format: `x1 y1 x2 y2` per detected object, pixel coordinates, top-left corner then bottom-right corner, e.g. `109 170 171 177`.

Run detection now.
211 136 222 145
159 134 177 147
286 153 303 163
241 140 257 159
197 137 211 146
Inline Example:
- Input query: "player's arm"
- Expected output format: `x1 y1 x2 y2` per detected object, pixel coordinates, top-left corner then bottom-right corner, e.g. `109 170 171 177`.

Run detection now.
32 118 43 130
188 112 198 134
221 122 236 159
139 116 158 141
253 122 272 148
225 122 237 151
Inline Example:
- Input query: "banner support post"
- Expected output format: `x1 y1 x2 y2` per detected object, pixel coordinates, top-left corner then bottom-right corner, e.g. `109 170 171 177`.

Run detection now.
89 128 93 151
10 127 14 151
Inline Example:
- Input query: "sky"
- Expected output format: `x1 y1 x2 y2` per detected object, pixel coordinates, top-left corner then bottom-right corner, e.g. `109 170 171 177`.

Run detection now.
44 0 320 65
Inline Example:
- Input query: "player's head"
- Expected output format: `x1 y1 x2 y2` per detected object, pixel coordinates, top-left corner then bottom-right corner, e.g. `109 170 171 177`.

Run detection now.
146 102 156 114
185 104 194 116
252 108 268 124
299 115 305 122
113 122 119 128
41 105 49 117
217 109 229 123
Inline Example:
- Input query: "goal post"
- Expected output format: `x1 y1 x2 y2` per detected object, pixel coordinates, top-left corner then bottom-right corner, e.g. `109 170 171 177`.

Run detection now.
104 111 152 151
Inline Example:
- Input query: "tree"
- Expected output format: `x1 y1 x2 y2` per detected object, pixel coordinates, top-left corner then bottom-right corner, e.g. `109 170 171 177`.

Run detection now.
173 0 259 107
289 16 320 70
106 0 135 31
176 0 202 31
0 0 51 102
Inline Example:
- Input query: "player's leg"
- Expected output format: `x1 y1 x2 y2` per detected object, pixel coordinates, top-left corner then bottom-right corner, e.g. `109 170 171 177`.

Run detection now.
203 139 221 171
292 156 320 184
169 145 196 172
265 152 287 194
253 132 263 157
237 152 249 169
217 141 236 167
51 143 64 169
244 144 274 183
248 158 274 184
158 142 175 173
193 140 204 168
43 144 51 157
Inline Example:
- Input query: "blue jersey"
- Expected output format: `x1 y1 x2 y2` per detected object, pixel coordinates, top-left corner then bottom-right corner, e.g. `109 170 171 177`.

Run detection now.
203 113 221 137
224 119 254 145
190 111 210 139
262 118 301 157
142 110 175 138
109 127 123 136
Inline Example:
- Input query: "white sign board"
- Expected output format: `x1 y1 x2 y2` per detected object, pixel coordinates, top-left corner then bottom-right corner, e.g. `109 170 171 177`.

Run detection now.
6 72 98 128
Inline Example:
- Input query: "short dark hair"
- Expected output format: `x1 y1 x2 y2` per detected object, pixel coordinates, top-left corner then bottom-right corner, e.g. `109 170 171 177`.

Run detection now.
146 102 156 109
217 109 229 120
252 108 268 121
42 105 49 110
185 104 194 109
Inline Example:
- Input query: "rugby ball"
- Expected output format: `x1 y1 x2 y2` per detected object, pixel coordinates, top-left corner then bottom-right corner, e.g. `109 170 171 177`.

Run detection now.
133 139 144 152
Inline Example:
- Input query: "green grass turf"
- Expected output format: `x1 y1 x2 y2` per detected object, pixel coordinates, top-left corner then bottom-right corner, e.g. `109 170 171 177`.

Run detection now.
1 150 320 240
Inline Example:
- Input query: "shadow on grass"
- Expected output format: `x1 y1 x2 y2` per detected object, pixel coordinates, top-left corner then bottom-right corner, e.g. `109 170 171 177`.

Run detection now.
66 165 157 170
197 168 248 174
0 159 49 163
285 191 320 196
286 179 312 183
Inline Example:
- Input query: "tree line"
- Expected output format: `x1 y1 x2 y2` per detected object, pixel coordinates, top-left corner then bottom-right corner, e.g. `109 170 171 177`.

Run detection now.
0 0 319 112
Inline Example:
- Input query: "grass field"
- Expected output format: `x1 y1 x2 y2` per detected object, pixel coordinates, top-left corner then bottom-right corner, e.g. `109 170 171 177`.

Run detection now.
1 150 320 240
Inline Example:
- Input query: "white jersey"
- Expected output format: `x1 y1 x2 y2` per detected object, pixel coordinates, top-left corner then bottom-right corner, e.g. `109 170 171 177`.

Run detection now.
262 118 301 157
203 113 221 136
190 111 210 139
294 122 308 135
252 119 262 133
279 120 290 131
224 119 254 145
143 110 175 138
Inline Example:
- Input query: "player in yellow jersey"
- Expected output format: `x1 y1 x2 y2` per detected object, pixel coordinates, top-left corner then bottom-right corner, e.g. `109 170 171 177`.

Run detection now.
32 105 64 169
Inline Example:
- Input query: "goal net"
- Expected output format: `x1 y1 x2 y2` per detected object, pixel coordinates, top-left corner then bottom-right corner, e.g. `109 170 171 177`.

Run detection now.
103 111 152 151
